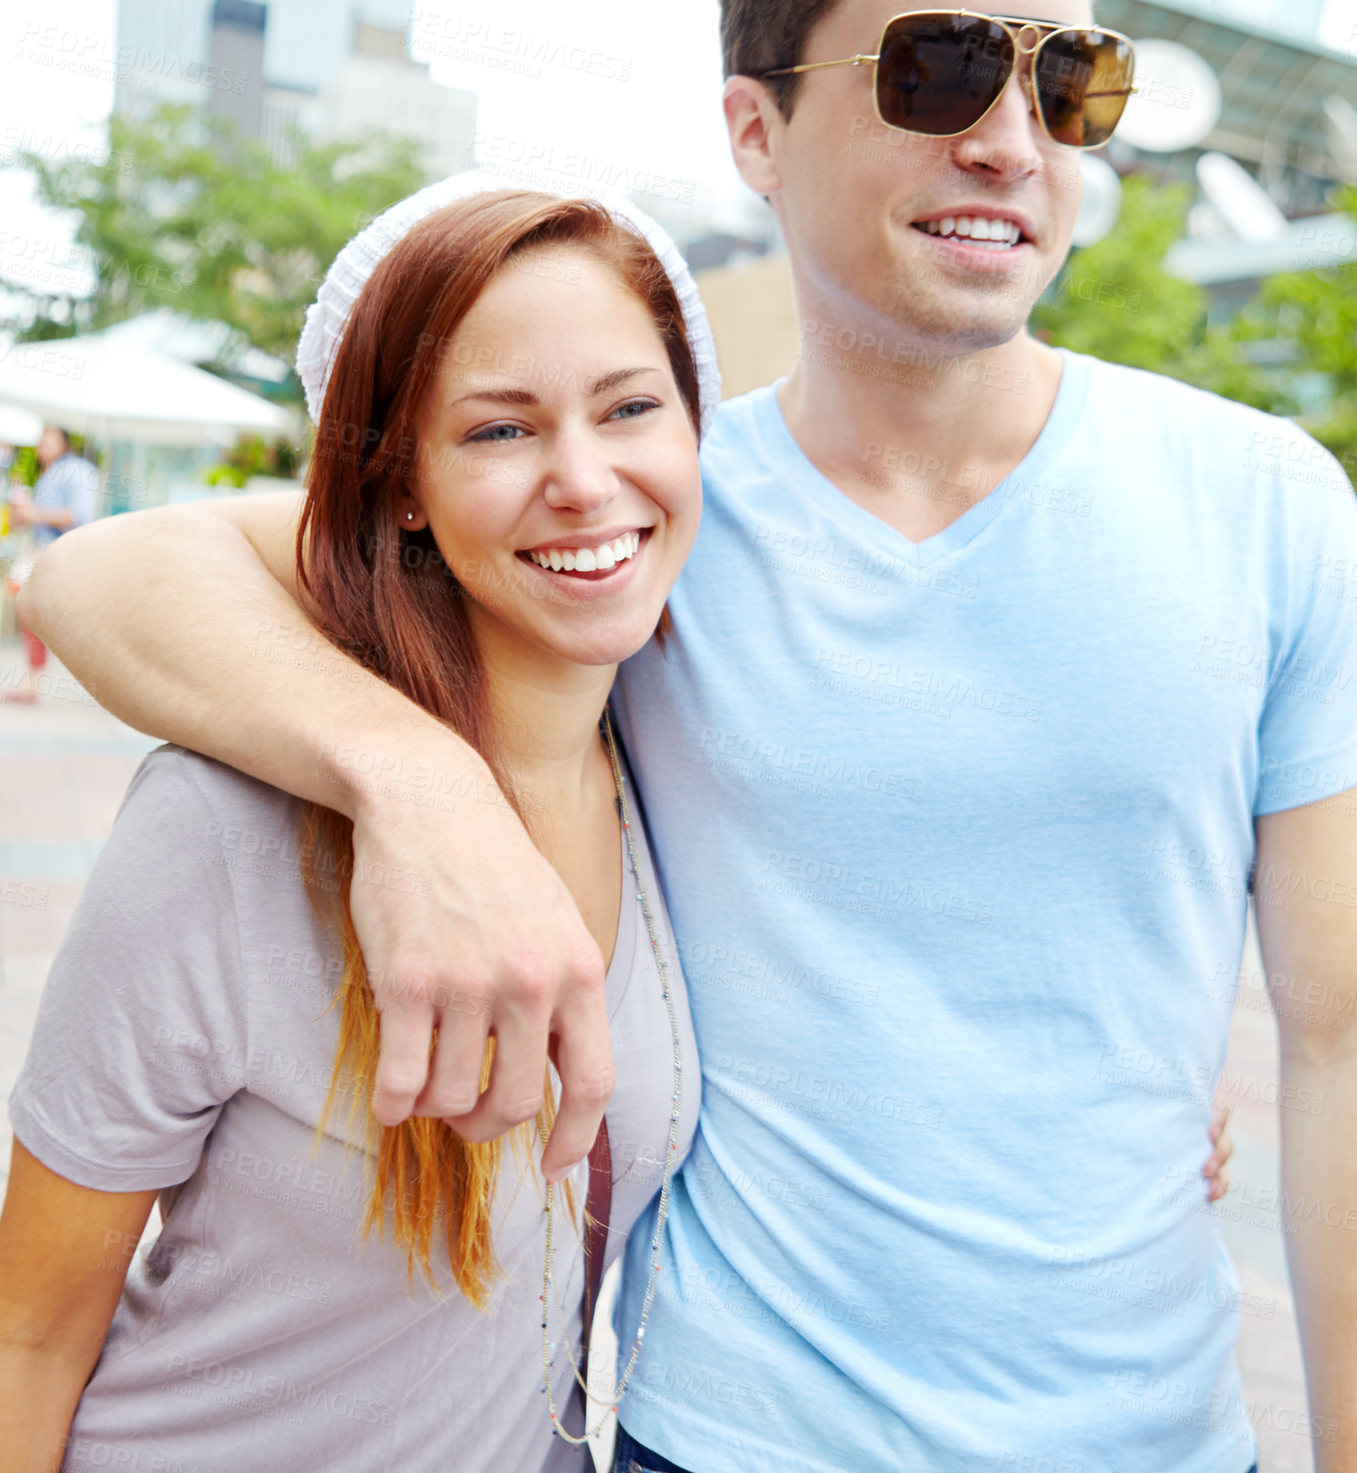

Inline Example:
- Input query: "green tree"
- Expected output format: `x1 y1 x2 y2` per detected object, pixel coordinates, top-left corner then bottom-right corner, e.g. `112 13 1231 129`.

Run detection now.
1033 174 1283 414
14 104 427 373
1256 185 1357 479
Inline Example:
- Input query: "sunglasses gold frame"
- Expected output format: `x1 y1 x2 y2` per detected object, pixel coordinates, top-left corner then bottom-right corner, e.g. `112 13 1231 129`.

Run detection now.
759 9 1138 149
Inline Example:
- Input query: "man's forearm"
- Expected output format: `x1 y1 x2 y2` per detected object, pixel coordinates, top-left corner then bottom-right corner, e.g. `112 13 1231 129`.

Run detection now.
18 500 489 818
1279 1053 1357 1470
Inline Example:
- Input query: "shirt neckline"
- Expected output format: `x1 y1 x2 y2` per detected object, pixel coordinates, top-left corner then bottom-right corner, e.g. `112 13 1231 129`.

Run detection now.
750 346 1091 569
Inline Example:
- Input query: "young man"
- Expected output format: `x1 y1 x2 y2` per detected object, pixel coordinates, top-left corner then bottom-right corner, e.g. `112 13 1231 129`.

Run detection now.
20 2 1357 1470
4 425 97 703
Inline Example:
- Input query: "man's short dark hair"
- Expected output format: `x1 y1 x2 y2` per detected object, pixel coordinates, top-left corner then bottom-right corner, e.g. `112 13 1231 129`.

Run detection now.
721 0 844 117
43 425 72 450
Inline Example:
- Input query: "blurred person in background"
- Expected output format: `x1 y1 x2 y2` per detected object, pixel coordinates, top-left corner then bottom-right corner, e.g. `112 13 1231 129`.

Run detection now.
4 425 97 704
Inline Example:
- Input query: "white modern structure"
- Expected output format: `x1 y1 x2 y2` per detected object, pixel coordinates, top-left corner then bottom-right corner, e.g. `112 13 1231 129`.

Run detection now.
114 0 477 180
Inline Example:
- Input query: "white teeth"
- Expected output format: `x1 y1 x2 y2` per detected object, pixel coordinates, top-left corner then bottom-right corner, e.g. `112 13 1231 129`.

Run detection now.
921 215 1022 247
527 531 643 572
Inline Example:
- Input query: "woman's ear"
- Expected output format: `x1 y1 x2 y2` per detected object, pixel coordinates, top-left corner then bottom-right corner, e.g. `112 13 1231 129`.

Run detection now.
396 489 429 532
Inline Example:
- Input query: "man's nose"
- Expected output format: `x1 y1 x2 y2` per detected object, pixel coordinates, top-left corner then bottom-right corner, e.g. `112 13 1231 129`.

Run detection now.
949 67 1043 182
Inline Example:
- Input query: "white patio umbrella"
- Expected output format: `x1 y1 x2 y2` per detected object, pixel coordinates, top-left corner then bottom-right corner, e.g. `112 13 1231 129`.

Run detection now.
0 333 292 447
0 403 42 446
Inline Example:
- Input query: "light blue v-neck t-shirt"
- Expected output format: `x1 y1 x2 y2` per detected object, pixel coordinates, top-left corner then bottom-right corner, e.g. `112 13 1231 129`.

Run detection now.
612 348 1357 1473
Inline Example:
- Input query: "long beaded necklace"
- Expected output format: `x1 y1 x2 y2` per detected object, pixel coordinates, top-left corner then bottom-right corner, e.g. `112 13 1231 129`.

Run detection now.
540 708 685 1446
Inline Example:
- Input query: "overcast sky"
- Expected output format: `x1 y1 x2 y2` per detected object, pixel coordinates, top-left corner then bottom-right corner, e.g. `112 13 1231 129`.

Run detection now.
1 0 1355 315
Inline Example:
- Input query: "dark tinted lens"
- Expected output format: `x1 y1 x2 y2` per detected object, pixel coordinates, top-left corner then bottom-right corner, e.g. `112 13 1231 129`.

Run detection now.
1034 29 1135 146
876 11 1014 135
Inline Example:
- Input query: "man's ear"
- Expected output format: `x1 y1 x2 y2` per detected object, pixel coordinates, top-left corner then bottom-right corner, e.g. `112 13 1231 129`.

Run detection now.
723 75 784 199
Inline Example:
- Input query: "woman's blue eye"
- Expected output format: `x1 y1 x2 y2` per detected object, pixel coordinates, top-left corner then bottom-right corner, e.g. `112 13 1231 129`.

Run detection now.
469 423 524 443
609 398 659 421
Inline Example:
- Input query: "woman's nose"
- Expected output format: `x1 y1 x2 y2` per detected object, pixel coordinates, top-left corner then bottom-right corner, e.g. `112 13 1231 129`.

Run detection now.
541 428 618 514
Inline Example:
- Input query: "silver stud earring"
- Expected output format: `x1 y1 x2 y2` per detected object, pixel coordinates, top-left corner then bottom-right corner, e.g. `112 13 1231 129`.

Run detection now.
406 511 414 522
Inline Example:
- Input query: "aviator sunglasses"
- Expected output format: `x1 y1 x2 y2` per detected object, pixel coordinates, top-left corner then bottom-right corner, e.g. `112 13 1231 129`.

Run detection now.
760 9 1138 149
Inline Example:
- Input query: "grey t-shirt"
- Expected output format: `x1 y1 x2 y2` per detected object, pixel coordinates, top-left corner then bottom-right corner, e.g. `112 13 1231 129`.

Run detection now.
10 745 699 1473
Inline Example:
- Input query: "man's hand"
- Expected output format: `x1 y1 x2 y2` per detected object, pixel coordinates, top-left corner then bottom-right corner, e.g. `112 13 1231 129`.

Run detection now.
19 494 617 1178
346 753 616 1180
1204 1102 1234 1203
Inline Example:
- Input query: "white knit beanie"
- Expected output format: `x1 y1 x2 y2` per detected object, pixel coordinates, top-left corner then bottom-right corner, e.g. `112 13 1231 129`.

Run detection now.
295 168 722 432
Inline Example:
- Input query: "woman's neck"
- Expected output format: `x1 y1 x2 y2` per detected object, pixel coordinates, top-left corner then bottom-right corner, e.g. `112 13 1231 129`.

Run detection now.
479 646 619 823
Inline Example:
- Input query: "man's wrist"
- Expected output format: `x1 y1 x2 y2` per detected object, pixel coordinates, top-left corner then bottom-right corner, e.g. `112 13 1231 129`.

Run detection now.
315 721 495 825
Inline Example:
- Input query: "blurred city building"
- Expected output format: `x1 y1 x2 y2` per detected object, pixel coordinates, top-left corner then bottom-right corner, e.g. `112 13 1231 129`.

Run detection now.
113 0 477 178
1099 0 1357 337
1099 0 1357 215
110 2 778 271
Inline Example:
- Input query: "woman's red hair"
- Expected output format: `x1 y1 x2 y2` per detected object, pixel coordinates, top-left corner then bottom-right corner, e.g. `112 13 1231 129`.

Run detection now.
296 192 701 1305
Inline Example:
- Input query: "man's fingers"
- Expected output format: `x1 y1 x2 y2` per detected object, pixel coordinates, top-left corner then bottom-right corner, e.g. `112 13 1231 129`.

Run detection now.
450 1007 554 1145
1203 1101 1235 1203
371 996 438 1127
413 997 493 1120
540 985 616 1183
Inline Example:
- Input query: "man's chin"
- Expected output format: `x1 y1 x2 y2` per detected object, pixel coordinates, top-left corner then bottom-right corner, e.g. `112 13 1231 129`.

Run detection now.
882 296 1036 361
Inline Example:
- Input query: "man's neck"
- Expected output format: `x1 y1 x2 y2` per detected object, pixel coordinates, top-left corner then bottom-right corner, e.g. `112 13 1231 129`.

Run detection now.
777 328 1064 545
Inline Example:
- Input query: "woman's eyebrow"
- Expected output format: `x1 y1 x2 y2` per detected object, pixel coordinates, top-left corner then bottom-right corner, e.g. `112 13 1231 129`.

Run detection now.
450 386 538 408
449 366 661 408
589 366 660 396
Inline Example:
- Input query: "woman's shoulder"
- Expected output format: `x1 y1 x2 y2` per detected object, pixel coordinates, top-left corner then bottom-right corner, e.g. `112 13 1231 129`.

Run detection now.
116 744 319 902
132 742 302 812
125 744 308 841
83 746 341 1017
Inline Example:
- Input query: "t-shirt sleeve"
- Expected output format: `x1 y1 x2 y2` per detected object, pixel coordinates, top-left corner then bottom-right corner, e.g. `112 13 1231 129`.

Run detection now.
1255 440 1357 815
9 747 251 1191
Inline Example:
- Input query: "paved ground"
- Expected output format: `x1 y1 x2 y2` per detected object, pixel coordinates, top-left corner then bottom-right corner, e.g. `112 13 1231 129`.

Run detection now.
0 637 1315 1471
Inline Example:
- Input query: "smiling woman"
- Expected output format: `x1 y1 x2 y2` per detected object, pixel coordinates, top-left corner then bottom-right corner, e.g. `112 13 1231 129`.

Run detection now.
303 193 703 697
0 186 705 1473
